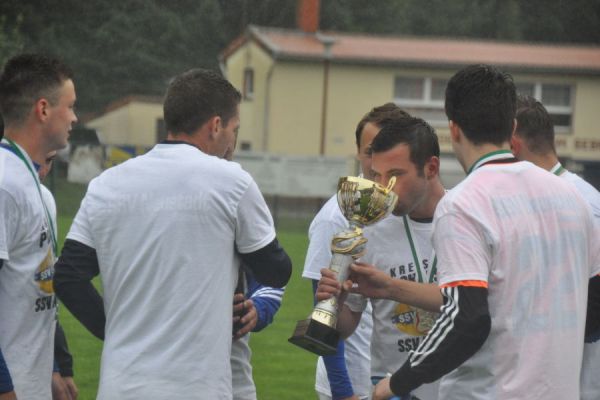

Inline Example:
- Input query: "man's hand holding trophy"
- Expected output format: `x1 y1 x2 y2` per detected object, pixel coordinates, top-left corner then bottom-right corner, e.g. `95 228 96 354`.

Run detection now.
289 176 397 355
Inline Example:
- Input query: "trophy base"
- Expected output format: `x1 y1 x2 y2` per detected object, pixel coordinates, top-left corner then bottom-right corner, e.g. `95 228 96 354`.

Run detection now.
288 318 340 356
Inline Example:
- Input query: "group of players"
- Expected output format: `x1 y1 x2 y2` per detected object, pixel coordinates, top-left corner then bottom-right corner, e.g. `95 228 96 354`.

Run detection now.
0 52 598 400
307 69 600 400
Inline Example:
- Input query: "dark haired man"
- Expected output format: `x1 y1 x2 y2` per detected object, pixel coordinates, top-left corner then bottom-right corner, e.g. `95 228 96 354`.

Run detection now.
316 116 445 400
303 103 409 400
355 64 599 399
511 94 600 400
0 53 77 400
54 68 291 399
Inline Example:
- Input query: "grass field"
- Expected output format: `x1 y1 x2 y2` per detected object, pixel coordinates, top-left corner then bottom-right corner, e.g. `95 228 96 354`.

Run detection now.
53 176 320 399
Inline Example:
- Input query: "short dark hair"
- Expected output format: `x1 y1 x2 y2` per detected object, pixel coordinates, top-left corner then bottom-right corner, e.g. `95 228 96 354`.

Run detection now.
164 68 241 135
515 94 555 155
355 102 410 149
371 116 440 174
445 64 516 146
0 53 74 125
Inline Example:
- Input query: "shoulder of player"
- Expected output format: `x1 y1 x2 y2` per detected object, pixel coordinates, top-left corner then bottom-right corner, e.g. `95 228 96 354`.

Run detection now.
308 194 347 233
0 154 38 202
563 172 600 200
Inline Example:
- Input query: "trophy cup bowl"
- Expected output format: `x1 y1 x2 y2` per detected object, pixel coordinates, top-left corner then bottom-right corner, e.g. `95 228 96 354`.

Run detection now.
289 176 397 356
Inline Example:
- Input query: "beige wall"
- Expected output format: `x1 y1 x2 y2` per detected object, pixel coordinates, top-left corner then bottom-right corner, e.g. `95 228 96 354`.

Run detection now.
87 106 130 145
226 41 274 152
128 102 164 147
227 36 600 162
266 62 456 157
86 101 162 147
268 60 324 155
570 78 600 161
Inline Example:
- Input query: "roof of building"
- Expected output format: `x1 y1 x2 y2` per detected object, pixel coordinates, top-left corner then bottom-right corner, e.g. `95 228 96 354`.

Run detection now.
221 25 600 74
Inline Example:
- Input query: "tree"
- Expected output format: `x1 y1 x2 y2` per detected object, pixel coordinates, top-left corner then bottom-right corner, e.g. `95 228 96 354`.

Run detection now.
1 0 598 115
0 14 24 67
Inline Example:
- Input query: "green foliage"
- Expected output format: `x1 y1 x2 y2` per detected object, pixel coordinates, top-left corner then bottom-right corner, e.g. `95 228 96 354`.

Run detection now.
1 0 598 114
0 14 24 66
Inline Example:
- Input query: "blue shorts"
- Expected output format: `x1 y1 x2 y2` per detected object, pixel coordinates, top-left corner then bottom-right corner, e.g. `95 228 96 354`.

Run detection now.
0 348 13 394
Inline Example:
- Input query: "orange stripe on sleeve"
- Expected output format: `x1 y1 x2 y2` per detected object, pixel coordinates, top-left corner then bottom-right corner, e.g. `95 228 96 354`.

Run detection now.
440 280 488 289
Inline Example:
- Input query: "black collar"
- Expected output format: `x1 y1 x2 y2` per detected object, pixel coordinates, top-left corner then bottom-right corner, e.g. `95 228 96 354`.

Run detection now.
160 140 202 152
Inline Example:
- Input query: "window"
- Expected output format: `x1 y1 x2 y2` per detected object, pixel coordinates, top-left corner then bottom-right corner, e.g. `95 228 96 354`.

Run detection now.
393 76 448 126
243 68 254 100
240 141 251 151
515 82 573 133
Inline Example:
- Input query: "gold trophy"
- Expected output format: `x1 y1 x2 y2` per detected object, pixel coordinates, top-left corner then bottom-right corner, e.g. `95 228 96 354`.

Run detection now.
289 176 398 356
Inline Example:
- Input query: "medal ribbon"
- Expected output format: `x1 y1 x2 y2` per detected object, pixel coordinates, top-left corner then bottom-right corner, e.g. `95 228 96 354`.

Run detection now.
550 162 566 176
402 216 436 283
1 138 58 256
467 149 515 175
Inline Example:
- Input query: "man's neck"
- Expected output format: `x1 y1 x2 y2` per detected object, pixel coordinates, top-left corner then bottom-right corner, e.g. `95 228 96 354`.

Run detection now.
3 126 46 165
166 133 209 155
464 143 512 173
525 152 559 172
408 179 446 219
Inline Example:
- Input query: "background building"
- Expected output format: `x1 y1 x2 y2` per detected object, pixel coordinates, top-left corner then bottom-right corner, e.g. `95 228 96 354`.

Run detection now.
219 4 600 187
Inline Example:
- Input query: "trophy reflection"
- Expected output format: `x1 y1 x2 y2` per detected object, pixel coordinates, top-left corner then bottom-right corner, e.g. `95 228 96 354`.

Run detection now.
289 176 398 356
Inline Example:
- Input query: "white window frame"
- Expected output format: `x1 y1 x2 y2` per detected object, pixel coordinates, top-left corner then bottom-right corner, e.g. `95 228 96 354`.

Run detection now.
517 82 573 133
243 67 254 100
393 76 447 126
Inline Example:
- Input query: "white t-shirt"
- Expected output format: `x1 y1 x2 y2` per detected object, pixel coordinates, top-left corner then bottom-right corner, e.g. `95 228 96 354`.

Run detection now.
0 141 56 400
302 194 373 399
433 159 600 400
231 335 255 400
67 143 276 400
345 215 440 400
230 278 284 400
557 166 600 400
41 185 57 240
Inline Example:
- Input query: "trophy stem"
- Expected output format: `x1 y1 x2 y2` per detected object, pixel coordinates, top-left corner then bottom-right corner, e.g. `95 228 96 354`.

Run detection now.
289 175 398 356
289 231 367 356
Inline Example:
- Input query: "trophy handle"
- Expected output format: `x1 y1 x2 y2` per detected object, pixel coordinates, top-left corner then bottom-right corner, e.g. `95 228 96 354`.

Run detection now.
385 176 396 193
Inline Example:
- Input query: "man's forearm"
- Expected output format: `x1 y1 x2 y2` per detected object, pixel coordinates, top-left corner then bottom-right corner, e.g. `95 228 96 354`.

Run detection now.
311 280 355 399
388 281 443 312
586 274 600 342
0 347 13 395
390 285 491 396
54 239 106 340
54 321 74 377
337 304 362 339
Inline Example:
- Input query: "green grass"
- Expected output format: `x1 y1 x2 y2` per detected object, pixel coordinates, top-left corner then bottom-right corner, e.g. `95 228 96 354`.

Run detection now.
53 177 319 400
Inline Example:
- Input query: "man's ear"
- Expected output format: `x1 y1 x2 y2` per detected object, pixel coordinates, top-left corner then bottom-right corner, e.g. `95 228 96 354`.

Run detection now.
207 115 221 140
424 156 440 180
34 98 50 122
510 132 522 155
448 120 461 143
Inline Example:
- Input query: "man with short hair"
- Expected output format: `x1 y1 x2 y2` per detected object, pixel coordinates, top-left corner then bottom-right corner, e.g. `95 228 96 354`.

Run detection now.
54 68 291 400
355 64 600 399
0 53 78 400
303 103 408 400
316 116 445 400
511 94 600 400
